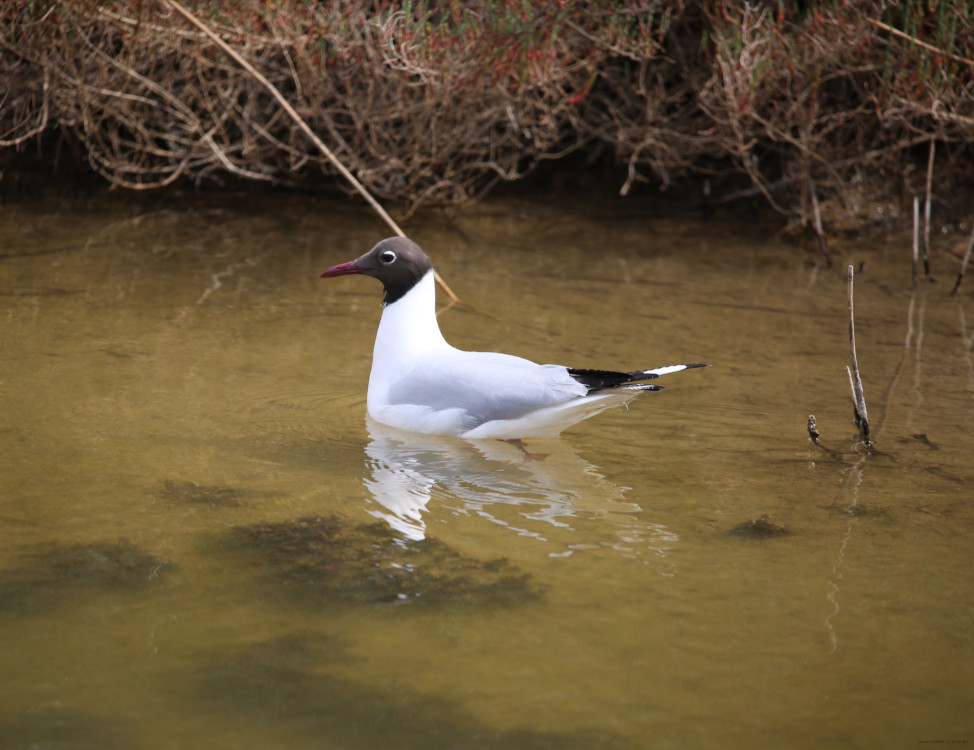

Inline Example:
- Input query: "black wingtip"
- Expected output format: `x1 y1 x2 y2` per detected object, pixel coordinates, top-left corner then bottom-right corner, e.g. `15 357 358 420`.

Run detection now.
568 363 707 394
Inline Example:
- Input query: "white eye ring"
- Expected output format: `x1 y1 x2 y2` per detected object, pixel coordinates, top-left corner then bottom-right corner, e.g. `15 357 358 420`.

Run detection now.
379 250 397 265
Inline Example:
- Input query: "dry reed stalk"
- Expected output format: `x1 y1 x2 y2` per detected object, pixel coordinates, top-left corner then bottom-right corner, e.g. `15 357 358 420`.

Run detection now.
923 139 934 280
861 15 974 67
165 0 459 303
912 198 920 290
846 265 871 446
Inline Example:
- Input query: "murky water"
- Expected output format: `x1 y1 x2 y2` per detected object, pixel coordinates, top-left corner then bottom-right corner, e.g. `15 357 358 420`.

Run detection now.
1 188 972 749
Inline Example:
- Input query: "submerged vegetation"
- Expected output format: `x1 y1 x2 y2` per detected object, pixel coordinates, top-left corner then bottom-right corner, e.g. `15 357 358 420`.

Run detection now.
160 478 274 507
222 515 543 607
1 1 972 221
0 540 171 614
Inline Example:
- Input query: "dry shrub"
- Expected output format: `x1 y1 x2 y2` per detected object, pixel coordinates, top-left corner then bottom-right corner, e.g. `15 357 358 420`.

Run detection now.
1 1 972 221
1 0 628 208
692 3 974 218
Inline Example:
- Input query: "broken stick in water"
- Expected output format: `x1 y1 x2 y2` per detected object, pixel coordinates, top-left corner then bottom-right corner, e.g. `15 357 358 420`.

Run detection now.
846 265 872 446
911 197 920 290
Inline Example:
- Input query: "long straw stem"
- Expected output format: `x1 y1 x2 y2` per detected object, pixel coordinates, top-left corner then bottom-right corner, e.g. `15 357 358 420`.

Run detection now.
165 0 460 302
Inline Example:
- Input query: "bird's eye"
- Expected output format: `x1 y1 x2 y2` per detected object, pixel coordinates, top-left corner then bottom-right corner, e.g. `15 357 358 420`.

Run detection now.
379 250 397 265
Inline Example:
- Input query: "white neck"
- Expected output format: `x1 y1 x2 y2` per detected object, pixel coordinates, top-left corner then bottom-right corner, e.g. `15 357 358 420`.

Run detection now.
368 271 451 405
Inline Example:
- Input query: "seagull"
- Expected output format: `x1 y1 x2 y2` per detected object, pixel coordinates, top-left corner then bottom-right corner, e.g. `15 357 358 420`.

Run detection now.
320 237 705 439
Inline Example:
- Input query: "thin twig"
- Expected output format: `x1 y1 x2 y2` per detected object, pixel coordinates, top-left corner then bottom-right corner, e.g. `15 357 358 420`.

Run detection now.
950 223 974 295
862 15 974 68
847 265 872 447
710 134 933 207
0 69 49 146
164 0 460 303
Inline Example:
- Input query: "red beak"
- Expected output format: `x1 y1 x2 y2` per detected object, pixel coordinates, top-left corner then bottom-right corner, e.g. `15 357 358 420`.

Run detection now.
320 261 364 278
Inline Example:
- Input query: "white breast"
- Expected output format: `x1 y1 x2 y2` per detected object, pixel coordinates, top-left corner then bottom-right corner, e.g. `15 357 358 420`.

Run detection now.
365 271 591 438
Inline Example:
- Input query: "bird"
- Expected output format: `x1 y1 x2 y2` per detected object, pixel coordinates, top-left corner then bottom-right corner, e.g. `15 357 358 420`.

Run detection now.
320 237 705 439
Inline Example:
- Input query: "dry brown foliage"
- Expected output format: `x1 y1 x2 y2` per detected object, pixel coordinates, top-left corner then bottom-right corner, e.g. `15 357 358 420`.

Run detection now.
1 1 972 220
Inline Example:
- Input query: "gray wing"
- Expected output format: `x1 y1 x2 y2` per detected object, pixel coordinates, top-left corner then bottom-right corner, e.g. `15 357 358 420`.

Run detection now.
386 351 587 426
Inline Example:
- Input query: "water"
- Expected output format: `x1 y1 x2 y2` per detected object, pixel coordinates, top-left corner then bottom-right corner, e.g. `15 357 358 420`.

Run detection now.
1 189 972 749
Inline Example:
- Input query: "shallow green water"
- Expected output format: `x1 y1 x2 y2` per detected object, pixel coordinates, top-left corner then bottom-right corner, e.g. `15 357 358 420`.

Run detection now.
1 190 972 749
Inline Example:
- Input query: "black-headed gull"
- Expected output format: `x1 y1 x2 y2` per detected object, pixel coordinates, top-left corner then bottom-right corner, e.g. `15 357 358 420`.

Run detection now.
321 237 704 439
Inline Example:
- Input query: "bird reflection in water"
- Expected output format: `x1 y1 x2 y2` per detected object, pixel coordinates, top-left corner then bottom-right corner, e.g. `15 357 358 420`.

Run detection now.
361 418 679 563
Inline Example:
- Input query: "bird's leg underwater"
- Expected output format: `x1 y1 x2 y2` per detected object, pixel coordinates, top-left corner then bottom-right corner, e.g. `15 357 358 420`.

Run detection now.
500 438 551 463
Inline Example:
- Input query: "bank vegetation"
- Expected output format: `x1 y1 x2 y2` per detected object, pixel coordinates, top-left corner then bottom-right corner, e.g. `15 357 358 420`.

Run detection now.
2 1 973 224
